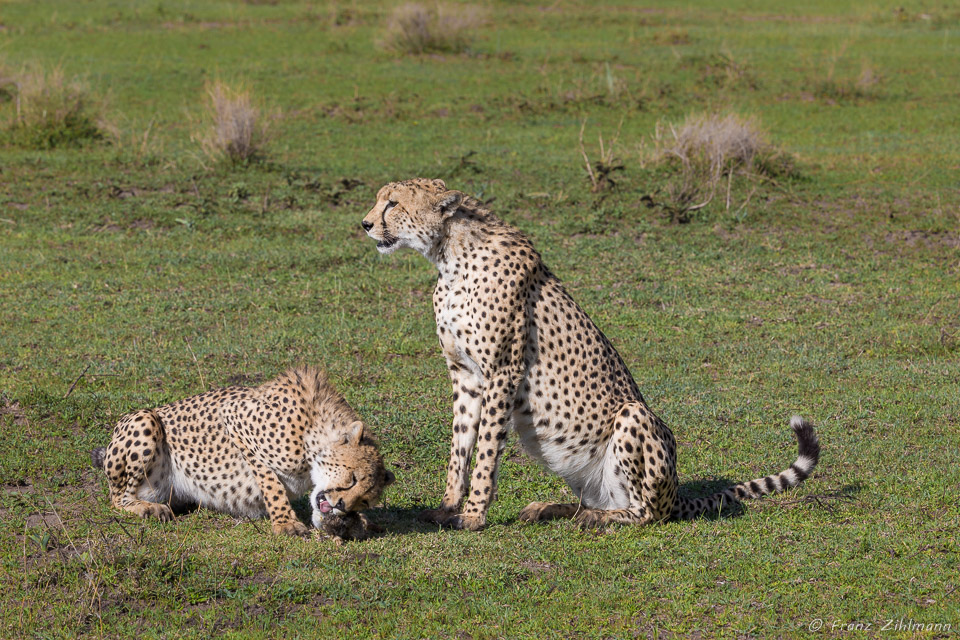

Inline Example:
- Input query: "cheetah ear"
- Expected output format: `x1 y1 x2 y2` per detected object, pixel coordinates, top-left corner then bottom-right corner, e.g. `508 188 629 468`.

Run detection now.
384 469 396 486
343 420 364 445
436 190 463 217
431 179 446 191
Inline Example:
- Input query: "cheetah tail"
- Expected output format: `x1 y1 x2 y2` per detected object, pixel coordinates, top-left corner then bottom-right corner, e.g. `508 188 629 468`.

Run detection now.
90 447 107 470
672 416 820 520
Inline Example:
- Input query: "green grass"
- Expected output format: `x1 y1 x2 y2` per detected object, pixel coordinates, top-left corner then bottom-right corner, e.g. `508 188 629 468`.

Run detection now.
1 1 958 637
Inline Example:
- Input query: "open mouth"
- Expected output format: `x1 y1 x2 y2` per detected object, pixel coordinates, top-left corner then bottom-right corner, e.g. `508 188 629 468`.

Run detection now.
316 491 334 514
315 491 346 516
377 236 399 250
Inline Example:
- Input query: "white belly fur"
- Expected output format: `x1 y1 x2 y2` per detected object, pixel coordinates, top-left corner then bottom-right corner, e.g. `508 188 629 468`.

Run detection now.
136 448 313 519
514 412 630 510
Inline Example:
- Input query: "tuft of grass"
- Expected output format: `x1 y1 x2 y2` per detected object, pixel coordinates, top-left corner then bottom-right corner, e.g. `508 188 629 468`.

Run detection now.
0 64 104 149
644 112 796 222
380 3 484 55
578 119 624 193
193 80 275 167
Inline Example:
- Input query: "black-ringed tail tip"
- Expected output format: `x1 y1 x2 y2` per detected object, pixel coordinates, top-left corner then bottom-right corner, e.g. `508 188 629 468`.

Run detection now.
672 415 821 520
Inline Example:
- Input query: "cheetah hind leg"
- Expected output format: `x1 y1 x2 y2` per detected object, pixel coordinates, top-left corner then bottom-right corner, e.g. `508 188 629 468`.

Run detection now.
518 501 580 523
576 403 678 529
102 409 174 522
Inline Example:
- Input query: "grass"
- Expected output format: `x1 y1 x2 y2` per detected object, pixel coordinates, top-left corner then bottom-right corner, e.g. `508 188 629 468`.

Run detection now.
643 112 796 222
193 79 275 167
1 0 958 638
380 3 485 55
0 63 104 149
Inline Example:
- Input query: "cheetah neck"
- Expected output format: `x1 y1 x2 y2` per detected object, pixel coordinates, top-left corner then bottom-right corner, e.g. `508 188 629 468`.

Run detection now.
427 210 508 280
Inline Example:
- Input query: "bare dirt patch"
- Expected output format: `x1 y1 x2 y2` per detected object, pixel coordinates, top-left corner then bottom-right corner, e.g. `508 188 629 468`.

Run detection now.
25 512 62 529
519 560 557 574
885 230 960 250
0 399 28 426
92 218 160 233
3 478 34 494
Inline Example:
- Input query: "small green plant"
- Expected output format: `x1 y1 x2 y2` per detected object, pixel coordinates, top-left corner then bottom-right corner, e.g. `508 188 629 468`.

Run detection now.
380 3 485 54
0 64 104 149
193 80 275 167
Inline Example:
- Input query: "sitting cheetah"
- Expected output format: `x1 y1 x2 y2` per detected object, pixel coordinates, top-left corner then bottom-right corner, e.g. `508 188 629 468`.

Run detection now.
361 179 820 531
91 365 395 536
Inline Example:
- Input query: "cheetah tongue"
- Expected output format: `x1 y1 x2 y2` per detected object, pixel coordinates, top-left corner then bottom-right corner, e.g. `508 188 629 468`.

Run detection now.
319 501 333 514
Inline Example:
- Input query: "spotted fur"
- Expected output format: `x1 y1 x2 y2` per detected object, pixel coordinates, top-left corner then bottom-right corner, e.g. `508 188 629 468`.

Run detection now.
91 365 395 536
362 179 820 530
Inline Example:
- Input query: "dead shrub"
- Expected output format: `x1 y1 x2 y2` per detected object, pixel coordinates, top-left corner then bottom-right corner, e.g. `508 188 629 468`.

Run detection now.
193 80 275 167
0 64 104 149
381 3 484 54
578 119 624 193
643 112 796 223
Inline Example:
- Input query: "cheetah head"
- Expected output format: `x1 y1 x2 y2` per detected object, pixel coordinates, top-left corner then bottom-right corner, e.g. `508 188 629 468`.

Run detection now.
361 178 464 256
309 421 395 526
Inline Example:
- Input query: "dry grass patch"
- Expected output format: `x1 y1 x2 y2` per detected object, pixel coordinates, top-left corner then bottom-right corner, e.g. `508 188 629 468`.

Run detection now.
0 64 105 149
380 3 485 54
643 112 796 222
578 119 624 193
193 80 276 167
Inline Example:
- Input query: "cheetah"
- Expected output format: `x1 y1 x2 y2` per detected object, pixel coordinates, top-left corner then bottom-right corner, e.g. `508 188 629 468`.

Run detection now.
361 178 820 531
91 365 395 536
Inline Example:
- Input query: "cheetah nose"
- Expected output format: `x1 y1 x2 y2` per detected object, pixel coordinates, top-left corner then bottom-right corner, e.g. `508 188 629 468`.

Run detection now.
361 220 373 232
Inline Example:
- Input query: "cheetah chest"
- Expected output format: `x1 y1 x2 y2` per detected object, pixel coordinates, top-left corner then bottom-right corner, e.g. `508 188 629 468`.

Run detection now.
434 282 486 383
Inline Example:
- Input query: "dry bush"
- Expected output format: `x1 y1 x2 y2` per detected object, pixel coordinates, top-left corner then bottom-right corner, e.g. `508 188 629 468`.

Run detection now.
644 112 796 222
579 119 624 193
193 80 275 166
0 64 104 149
381 3 484 54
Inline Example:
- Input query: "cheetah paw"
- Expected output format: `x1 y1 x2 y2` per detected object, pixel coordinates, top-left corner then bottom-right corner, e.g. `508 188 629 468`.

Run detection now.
574 509 608 530
272 520 310 537
129 502 174 522
446 513 486 531
518 501 551 522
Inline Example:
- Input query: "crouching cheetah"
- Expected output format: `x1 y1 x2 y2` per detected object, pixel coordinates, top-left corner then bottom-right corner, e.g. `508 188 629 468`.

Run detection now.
361 179 820 531
91 365 395 536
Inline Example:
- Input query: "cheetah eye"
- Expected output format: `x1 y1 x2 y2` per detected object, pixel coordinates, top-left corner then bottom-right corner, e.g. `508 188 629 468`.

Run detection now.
384 201 398 213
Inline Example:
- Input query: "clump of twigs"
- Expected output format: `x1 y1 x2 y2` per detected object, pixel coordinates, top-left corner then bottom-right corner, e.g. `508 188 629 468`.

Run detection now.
578 119 625 193
380 3 485 55
193 80 276 167
643 112 796 223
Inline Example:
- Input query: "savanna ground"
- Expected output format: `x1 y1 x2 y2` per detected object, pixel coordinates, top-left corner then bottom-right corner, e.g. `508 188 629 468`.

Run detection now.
1 1 958 638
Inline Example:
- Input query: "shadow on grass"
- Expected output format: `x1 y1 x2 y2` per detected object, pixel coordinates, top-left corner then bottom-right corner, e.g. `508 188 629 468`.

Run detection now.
257 480 866 540
674 477 862 520
291 499 445 537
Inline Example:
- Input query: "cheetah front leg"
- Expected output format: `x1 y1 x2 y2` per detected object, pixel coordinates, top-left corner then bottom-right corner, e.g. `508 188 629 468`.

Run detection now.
233 441 308 537
103 410 174 522
421 362 483 525
446 368 520 531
